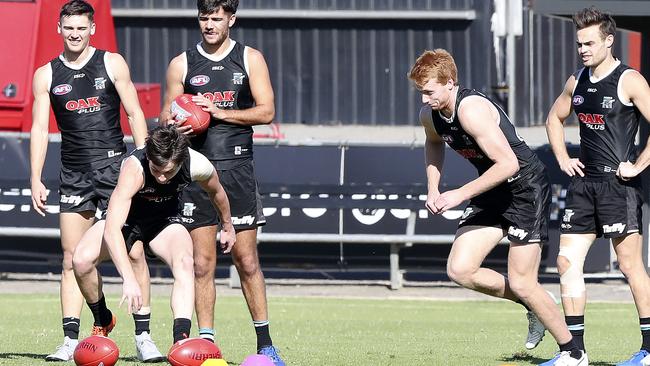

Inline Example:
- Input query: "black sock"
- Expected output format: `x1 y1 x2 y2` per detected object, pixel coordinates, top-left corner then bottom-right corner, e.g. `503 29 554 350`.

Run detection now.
559 338 582 360
87 295 113 327
133 313 151 335
516 299 531 312
565 315 585 352
62 317 80 340
173 318 191 344
254 320 273 350
640 317 650 351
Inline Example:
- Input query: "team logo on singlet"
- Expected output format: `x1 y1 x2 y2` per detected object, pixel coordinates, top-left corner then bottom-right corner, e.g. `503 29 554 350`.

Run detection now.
189 75 210 86
577 112 605 130
65 97 101 114
202 90 236 108
572 95 584 106
94 77 106 90
232 72 244 85
601 96 615 109
52 84 72 95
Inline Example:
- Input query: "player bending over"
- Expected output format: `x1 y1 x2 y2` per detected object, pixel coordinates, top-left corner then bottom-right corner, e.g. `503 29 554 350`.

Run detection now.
72 126 236 345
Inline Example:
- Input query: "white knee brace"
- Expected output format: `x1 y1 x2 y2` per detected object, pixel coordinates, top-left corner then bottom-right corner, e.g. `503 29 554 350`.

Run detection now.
558 243 589 298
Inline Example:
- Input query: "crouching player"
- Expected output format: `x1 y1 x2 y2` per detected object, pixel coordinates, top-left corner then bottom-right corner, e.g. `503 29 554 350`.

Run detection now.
72 126 236 345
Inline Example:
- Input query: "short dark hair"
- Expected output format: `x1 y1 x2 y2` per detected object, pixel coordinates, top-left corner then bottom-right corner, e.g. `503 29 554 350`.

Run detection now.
60 0 95 22
197 0 239 15
145 126 190 168
573 6 616 39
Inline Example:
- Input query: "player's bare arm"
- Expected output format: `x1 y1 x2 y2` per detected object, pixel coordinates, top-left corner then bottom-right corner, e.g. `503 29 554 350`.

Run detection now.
160 54 187 123
160 54 187 122
434 96 519 213
617 70 650 179
419 105 445 214
192 47 275 126
30 64 52 216
159 53 193 134
102 157 144 313
197 170 236 253
546 74 585 177
107 52 147 147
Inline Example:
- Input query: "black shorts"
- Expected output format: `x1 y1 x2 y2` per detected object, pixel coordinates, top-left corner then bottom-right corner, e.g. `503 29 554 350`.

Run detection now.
458 164 550 244
560 176 643 238
179 158 265 231
122 216 183 256
58 160 121 214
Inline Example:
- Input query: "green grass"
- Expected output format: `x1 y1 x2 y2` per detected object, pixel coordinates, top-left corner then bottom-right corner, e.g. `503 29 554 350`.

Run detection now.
0 293 643 365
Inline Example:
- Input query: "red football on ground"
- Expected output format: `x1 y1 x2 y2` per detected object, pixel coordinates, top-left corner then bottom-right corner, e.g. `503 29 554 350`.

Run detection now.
73 336 119 366
168 338 223 366
171 93 211 135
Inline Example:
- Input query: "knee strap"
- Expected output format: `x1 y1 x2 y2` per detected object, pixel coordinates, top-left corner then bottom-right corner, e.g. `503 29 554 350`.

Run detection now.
558 243 589 298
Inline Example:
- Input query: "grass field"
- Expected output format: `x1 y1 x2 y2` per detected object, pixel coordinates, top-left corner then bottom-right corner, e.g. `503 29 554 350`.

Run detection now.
0 293 644 365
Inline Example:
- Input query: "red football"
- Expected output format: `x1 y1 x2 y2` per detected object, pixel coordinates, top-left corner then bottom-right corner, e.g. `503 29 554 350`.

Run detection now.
171 93 211 135
73 336 119 366
167 338 223 366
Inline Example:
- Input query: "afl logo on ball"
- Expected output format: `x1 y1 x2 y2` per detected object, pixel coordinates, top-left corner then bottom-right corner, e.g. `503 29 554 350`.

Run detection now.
573 95 584 106
190 75 210 86
52 84 72 95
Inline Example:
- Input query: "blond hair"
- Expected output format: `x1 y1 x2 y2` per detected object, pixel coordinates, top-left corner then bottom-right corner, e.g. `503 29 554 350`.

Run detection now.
408 49 458 89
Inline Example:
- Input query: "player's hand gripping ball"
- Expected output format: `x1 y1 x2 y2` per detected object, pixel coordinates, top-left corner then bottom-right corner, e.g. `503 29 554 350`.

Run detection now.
170 94 211 135
168 338 223 366
73 336 119 366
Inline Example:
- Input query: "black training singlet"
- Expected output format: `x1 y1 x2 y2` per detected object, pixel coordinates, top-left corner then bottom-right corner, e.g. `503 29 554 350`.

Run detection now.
49 49 126 171
127 148 192 222
572 62 640 177
183 41 255 164
430 87 539 177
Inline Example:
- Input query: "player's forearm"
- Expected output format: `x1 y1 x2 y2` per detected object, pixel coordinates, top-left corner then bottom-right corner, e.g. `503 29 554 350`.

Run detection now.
424 141 444 194
159 104 173 124
29 128 49 180
461 160 519 200
209 190 232 225
103 229 138 282
632 144 650 173
546 116 571 163
214 104 274 126
426 166 442 196
126 109 148 147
